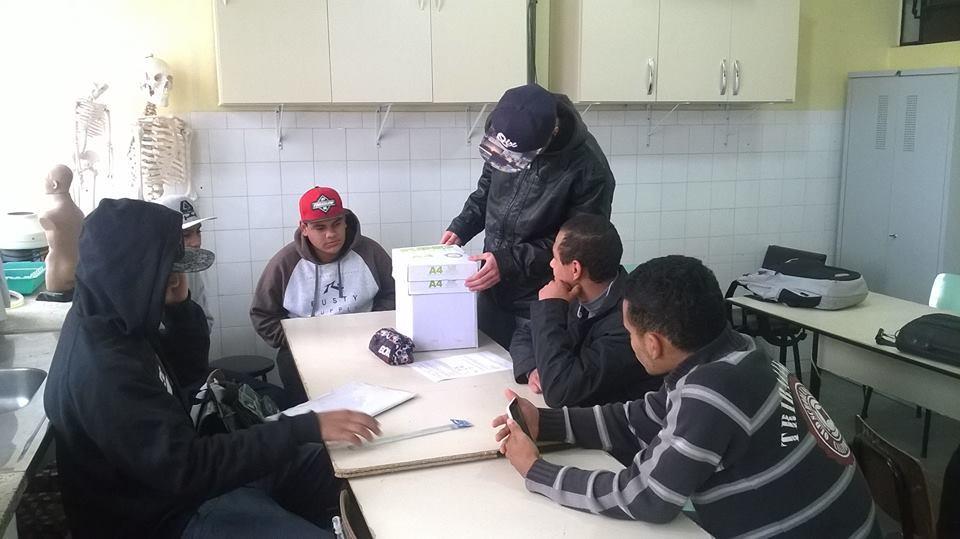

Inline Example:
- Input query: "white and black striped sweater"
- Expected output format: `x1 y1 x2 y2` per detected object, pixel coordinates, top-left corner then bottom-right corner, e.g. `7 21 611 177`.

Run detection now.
527 328 881 538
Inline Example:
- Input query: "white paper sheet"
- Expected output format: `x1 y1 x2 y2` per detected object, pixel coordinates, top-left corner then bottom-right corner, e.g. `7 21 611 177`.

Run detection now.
270 381 416 420
409 351 512 382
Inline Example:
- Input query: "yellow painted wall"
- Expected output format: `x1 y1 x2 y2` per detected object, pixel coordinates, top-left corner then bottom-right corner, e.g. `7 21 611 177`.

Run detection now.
0 0 219 207
791 0 894 110
2 0 959 207
2 0 955 116
795 0 960 110
888 40 960 71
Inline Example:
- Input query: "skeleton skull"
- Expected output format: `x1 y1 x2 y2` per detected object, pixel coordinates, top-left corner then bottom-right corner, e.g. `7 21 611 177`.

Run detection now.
141 54 173 107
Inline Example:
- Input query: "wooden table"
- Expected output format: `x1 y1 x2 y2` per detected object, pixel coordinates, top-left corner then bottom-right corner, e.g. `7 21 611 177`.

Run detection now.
348 448 709 538
728 292 960 422
283 311 545 477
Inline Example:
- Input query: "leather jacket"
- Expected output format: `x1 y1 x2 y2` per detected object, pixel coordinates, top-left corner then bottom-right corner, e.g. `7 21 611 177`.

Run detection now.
447 95 615 315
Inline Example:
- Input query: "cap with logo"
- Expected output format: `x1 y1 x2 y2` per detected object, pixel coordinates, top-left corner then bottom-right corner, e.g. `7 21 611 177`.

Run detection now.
157 195 217 230
479 83 558 173
299 186 346 222
172 246 215 274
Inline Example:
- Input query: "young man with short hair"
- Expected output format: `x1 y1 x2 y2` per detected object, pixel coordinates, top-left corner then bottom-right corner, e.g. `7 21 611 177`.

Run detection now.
45 199 380 537
251 186 395 403
510 214 661 407
495 256 880 538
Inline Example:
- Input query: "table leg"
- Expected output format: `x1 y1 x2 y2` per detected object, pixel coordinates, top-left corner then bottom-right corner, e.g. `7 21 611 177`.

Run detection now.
810 332 821 399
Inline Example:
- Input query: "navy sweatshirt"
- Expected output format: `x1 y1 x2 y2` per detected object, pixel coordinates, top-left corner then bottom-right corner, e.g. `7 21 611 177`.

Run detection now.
526 328 881 538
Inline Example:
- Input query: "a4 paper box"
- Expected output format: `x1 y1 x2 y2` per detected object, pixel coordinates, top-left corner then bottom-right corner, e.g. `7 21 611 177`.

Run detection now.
392 245 479 351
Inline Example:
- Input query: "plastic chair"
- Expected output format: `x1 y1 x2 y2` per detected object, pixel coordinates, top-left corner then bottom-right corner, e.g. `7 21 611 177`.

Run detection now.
852 416 936 538
929 273 960 314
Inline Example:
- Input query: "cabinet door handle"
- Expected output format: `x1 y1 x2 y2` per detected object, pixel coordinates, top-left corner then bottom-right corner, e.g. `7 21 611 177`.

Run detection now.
418 0 425 9
647 58 656 96
720 59 728 96
889 233 898 239
733 60 741 96
433 0 443 10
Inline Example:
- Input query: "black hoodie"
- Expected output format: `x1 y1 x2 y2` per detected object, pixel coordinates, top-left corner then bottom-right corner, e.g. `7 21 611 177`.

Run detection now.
447 95 615 315
44 199 323 538
509 268 663 408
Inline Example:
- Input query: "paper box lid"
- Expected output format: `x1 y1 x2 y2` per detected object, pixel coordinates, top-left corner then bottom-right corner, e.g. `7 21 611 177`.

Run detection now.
392 245 479 282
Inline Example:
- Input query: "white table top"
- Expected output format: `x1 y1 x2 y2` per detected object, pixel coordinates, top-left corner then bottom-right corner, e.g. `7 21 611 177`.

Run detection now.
728 292 960 379
282 311 546 478
348 448 708 539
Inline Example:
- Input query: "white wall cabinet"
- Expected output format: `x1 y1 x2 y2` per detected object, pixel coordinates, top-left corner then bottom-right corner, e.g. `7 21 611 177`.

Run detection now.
214 0 528 104
549 0 799 104
657 0 732 102
214 0 332 105
838 70 960 303
328 0 433 103
550 0 660 102
431 0 528 103
727 0 800 103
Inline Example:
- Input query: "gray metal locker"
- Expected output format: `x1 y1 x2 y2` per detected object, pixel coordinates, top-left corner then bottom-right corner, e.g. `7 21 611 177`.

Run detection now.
837 68 960 303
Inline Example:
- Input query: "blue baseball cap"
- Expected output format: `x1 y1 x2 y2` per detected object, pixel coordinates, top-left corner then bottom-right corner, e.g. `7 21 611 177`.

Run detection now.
479 84 558 173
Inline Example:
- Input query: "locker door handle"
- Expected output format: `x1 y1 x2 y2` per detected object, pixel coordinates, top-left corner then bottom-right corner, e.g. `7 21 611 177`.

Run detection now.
647 58 656 96
888 233 898 238
720 59 728 96
733 60 741 96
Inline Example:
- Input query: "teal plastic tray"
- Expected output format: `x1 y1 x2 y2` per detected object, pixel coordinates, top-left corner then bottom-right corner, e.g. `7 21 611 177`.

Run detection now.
3 262 45 295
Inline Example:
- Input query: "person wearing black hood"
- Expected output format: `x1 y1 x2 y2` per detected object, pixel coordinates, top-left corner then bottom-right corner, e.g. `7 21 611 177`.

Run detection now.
441 83 615 349
45 199 380 538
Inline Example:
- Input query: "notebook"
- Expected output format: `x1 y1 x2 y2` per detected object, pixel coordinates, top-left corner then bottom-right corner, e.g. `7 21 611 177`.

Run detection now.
268 381 416 420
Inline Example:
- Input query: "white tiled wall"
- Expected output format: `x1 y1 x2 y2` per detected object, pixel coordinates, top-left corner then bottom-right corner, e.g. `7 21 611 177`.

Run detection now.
187 108 843 359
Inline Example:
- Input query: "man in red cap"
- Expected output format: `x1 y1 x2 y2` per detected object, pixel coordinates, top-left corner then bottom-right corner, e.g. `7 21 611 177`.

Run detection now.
251 187 395 403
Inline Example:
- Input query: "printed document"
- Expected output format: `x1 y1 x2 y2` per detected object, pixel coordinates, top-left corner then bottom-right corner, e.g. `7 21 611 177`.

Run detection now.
410 351 512 382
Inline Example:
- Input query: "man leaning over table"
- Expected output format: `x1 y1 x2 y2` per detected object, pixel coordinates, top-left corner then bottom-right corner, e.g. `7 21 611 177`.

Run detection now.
494 255 881 538
441 83 615 350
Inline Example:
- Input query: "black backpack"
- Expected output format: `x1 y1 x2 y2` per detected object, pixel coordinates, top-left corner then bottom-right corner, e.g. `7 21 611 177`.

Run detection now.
876 313 960 366
189 370 279 434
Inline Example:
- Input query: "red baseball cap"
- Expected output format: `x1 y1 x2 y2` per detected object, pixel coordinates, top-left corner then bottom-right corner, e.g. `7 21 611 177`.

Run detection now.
299 186 346 222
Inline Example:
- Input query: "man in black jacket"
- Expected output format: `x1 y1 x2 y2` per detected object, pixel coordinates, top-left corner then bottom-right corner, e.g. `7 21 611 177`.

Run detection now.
442 83 615 348
45 199 380 537
511 215 662 408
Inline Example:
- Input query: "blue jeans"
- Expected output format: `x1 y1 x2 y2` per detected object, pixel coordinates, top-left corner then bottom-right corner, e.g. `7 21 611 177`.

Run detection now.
182 444 339 538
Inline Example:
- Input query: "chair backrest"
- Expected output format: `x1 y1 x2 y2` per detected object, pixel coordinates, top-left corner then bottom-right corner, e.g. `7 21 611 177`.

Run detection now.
929 273 960 314
761 245 827 271
852 415 936 538
338 487 373 539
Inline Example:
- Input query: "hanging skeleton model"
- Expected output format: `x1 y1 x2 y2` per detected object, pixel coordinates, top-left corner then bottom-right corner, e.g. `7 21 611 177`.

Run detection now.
73 83 113 210
129 54 192 201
